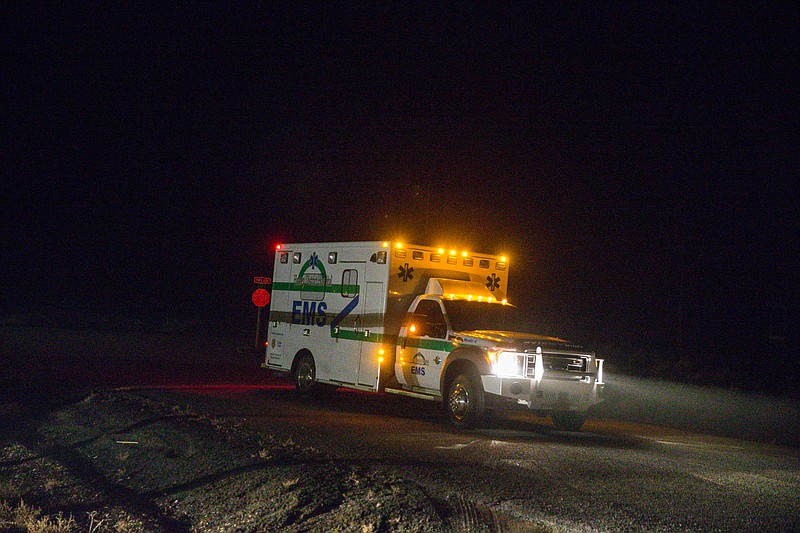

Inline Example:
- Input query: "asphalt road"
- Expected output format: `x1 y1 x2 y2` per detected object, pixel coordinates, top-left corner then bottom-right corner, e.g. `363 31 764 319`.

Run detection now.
147 379 800 532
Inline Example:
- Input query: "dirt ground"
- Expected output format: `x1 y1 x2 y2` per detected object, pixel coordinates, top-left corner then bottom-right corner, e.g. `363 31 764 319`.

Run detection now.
2 389 479 532
0 326 546 532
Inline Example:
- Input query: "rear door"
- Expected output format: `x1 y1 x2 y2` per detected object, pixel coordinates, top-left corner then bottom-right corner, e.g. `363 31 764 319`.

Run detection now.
266 247 302 370
357 281 385 387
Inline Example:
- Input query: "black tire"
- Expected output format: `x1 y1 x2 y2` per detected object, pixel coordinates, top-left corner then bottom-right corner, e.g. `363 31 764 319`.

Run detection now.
445 372 485 428
294 354 316 395
551 411 587 431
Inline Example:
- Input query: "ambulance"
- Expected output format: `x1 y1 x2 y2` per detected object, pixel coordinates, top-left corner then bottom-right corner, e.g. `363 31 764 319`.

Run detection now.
263 241 605 429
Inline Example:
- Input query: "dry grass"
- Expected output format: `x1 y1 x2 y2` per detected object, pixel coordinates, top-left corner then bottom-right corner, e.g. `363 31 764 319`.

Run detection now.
0 479 19 499
0 499 77 532
43 478 61 492
86 510 105 533
281 477 299 489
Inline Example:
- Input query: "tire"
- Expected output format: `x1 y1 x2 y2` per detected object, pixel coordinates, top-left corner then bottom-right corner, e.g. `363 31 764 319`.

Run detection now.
551 411 587 431
294 354 316 395
445 372 485 428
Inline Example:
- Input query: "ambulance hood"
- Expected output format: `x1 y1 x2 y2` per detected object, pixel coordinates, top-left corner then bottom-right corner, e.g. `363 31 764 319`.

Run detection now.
452 330 589 352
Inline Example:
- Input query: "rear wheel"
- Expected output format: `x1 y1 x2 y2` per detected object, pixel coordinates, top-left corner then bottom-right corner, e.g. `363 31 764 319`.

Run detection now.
551 411 587 431
445 372 485 428
294 354 316 395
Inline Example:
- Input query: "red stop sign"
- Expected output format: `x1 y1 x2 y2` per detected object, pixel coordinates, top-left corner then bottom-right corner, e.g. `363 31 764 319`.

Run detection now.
251 288 270 307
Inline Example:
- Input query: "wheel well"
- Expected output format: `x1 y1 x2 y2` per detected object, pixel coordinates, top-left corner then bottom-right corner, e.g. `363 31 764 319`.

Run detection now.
290 349 313 378
442 359 479 394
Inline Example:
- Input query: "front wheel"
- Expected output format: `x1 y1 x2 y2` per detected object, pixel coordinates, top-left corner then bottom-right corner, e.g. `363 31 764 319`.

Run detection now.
445 372 485 428
551 411 587 431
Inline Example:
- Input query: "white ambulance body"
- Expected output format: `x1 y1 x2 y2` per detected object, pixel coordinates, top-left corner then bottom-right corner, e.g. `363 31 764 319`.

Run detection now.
263 241 604 429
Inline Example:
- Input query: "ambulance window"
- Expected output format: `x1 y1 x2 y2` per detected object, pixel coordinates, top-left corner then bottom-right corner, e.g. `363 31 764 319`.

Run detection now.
293 252 302 264
479 259 490 268
411 300 447 339
280 252 289 264
328 252 337 264
299 274 325 301
341 270 358 298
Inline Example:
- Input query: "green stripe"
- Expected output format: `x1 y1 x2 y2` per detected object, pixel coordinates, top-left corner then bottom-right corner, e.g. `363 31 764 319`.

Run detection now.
267 319 453 352
269 312 384 328
266 319 398 346
399 336 456 352
331 329 387 343
273 282 360 294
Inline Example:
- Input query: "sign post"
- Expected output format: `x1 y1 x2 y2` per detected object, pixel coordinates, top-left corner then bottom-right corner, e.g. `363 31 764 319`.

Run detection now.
252 278 271 350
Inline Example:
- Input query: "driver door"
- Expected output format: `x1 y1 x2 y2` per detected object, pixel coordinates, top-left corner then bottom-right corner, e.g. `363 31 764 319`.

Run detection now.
397 298 451 393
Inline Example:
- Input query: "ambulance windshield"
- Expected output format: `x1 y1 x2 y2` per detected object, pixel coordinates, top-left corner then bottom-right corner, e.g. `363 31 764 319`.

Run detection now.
442 301 520 332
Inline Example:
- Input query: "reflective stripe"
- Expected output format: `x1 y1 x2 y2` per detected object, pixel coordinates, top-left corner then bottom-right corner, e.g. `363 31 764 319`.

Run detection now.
272 282 359 294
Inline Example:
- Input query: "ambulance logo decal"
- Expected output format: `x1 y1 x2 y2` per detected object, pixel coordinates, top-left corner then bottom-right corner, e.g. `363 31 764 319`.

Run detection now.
296 252 327 279
398 263 414 282
486 273 501 291
309 252 321 269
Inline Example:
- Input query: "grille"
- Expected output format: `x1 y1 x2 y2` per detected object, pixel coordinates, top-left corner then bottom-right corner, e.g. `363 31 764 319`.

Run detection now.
526 353 589 378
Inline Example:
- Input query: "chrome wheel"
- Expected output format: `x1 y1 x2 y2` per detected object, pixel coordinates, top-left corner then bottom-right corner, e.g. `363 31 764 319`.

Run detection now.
448 380 470 421
445 372 484 428
295 355 315 394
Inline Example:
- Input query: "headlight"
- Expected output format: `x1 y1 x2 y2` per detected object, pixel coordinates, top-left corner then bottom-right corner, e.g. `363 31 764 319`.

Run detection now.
490 349 524 377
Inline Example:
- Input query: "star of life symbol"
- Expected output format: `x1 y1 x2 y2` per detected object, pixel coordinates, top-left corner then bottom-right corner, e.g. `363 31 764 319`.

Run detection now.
398 263 414 282
309 252 320 269
486 273 501 291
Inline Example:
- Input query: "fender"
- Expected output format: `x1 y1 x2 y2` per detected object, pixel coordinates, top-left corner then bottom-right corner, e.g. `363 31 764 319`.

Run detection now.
439 345 492 393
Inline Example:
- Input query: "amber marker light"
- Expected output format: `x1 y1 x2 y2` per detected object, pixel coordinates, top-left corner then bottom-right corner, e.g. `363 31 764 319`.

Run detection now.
376 351 385 390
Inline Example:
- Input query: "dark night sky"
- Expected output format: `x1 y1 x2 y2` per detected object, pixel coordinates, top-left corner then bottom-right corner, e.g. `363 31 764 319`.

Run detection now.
2 4 797 381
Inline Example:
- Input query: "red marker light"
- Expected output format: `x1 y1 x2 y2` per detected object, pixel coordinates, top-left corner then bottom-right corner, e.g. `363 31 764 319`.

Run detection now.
276 244 282 250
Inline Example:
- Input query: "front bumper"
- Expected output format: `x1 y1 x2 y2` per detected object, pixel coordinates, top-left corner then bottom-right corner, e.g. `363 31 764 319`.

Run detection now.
481 374 605 412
